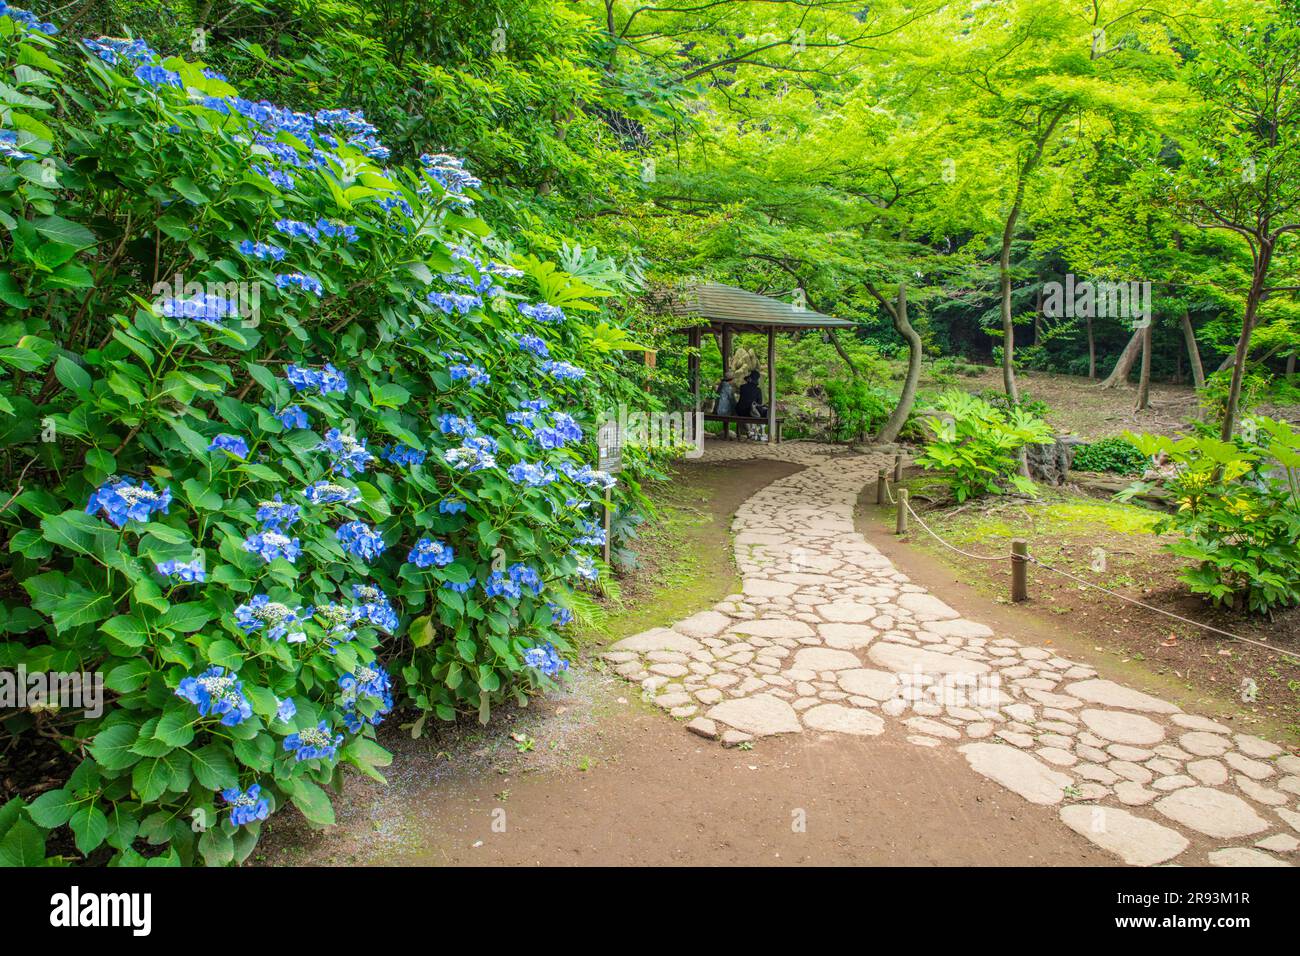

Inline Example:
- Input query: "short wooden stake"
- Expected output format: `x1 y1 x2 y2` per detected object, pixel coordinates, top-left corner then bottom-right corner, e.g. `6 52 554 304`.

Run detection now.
876 469 886 505
893 453 903 483
1011 538 1028 603
895 488 908 536
603 484 613 567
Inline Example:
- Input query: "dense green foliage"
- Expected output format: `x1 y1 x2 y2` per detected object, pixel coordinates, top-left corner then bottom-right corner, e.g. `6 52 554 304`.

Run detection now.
1071 437 1149 476
915 391 1053 502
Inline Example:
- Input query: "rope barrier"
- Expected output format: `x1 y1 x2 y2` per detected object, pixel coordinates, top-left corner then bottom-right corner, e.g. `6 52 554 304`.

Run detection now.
879 469 1293 660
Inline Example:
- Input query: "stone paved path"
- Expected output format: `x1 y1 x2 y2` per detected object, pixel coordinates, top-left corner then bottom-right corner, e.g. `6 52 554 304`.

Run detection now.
604 440 1300 867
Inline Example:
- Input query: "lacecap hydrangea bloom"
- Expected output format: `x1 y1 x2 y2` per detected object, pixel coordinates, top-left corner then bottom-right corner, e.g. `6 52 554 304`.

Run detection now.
286 363 347 395
352 584 398 632
283 721 344 762
336 520 386 562
222 785 270 827
85 477 172 527
275 404 309 429
255 494 300 530
408 537 453 568
318 428 374 477
243 529 302 564
518 302 566 325
339 663 393 733
304 480 362 505
175 666 253 726
540 360 586 381
524 644 570 678
235 594 308 642
155 558 206 583
208 433 249 458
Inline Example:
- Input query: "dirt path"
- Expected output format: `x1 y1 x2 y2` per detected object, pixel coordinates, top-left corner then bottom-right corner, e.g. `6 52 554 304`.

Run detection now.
259 447 1113 866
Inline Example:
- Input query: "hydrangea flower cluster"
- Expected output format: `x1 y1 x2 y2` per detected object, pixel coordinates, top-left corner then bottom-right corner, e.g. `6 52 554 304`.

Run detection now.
447 359 490 387
383 443 427 466
572 520 607 547
318 428 374 476
560 462 617 490
438 414 476 437
221 784 270 827
209 433 249 458
243 528 302 564
0 129 32 161
238 239 287 262
518 302 566 324
419 153 482 206
439 498 467 515
427 290 481 315
445 435 498 472
549 604 575 626
85 477 172 528
286 363 348 395
1 3 58 34
352 584 398 632
336 520 386 562
160 291 238 323
256 495 301 530
304 480 362 505
339 664 393 733
408 537 454 568
84 37 156 65
540 360 586 381
517 333 550 358
156 558 206 582
275 404 309 429
484 563 544 600
507 461 557 488
235 594 308 643
276 272 324 296
524 644 570 678
175 666 253 726
135 64 181 89
284 721 344 762
535 412 583 450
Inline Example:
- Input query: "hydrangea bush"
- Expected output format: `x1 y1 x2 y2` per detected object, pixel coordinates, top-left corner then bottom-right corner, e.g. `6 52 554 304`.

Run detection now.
0 12 653 865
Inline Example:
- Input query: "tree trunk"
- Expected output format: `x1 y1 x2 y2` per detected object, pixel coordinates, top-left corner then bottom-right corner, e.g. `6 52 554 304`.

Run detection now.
1097 328 1143 388
1086 312 1096 379
1135 322 1152 411
1179 309 1205 389
1287 353 1296 376
1219 243 1273 441
874 282 921 444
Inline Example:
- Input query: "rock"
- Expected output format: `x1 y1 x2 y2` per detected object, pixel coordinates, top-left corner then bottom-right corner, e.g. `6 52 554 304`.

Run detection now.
1026 434 1075 486
720 730 753 748
1152 774 1195 792
649 662 689 678
868 643 991 675
1186 759 1229 786
1224 751 1274 780
1255 834 1299 853
818 601 877 623
673 610 733 640
801 704 885 736
923 618 994 639
819 622 878 649
706 694 801 737
1235 776 1287 806
742 578 797 597
1109 760 1154 785
897 592 959 621
1278 808 1300 834
1038 747 1078 767
1234 733 1283 758
1179 731 1230 757
1064 679 1180 714
610 627 702 654
905 717 961 739
1208 848 1291 867
1154 787 1270 838
958 743 1072 805
1059 805 1189 866
1114 781 1157 806
685 717 718 739
1170 713 1233 734
1079 709 1165 745
792 647 861 672
728 618 815 639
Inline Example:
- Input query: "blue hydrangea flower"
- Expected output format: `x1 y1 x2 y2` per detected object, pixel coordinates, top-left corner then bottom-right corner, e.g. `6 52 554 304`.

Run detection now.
286 363 347 395
535 412 583 450
0 129 32 161
238 240 287 262
275 272 324 296
274 218 320 243
0 4 55 34
134 64 181 88
175 666 252 726
317 218 358 243
156 558 206 583
276 697 297 722
572 552 599 581
484 563 543 600
339 663 393 733
439 498 467 515
447 361 489 387
275 404 309 429
383 443 427 466
443 578 476 594
517 333 550 358
408 537 453 569
208 433 249 458
507 461 557 488
303 480 362 506
84 37 157 65
352 584 398 632
221 784 270 827
318 428 374 476
256 494 300 530
85 477 172 527
315 602 359 643
560 462 617 490
524 644 570 677
438 414 476 437
283 721 343 762
426 290 481 315
518 302 566 324
234 594 307 642
549 604 575 626
445 435 498 472
160 292 237 323
258 166 295 190
540 360 586 381
572 519 606 547
336 520 386 562
243 529 302 564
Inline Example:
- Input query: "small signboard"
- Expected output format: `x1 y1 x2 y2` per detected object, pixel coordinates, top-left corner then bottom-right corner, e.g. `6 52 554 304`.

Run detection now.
597 420 623 475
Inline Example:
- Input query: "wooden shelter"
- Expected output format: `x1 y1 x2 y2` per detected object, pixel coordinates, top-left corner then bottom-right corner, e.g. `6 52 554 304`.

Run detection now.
670 281 856 442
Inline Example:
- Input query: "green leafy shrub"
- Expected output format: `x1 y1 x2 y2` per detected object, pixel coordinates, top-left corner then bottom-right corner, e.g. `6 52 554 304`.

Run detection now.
1121 421 1300 613
0 18 650 865
823 377 892 442
915 390 1054 502
1071 437 1148 476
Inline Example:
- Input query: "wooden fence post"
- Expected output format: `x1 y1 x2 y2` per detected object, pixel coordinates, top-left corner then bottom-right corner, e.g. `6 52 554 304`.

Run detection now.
896 488 908 536
1011 539 1028 602
893 453 903 483
876 469 886 505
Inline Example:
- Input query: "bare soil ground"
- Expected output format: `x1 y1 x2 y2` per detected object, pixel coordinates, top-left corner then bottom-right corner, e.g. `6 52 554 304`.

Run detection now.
871 475 1300 749
257 457 1115 867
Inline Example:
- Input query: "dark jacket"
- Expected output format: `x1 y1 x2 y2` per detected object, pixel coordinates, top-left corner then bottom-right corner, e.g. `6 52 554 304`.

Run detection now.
737 380 764 417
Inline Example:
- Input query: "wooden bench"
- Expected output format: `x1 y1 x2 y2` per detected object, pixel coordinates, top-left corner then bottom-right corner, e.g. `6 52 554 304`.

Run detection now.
704 413 784 443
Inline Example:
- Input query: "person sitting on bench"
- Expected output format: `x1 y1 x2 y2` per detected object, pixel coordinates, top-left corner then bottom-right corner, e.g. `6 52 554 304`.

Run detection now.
735 370 767 437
